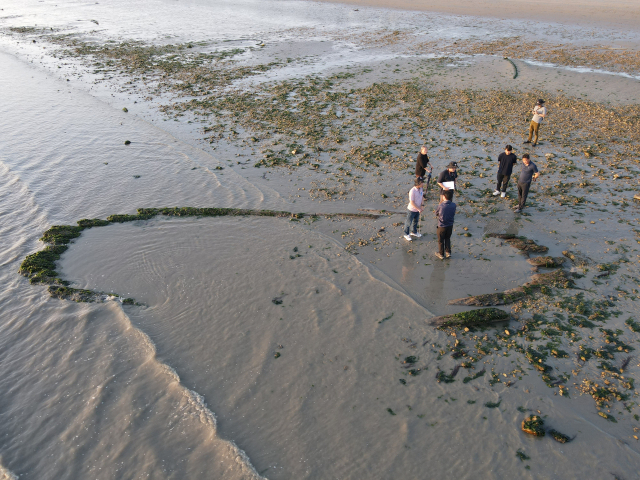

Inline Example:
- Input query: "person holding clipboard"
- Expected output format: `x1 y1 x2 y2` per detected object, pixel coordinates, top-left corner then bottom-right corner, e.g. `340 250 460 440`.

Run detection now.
437 161 458 196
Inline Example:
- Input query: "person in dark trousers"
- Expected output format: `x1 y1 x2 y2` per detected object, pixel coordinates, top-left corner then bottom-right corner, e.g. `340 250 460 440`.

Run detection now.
437 161 458 196
523 99 547 146
434 189 456 259
415 145 432 179
493 145 517 198
403 177 425 241
515 153 540 213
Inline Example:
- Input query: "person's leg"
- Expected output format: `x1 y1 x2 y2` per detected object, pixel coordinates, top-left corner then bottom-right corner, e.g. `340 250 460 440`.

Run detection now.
496 173 504 192
532 122 540 144
444 226 453 255
411 211 419 234
437 227 445 256
403 211 413 235
519 182 530 209
517 182 523 209
527 121 535 142
501 174 511 193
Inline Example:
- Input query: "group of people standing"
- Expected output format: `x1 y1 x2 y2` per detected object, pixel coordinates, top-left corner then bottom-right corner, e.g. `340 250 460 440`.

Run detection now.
403 99 546 260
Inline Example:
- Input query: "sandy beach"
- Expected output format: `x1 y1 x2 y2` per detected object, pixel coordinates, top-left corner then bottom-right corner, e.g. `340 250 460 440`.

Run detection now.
1 0 639 478
316 0 640 31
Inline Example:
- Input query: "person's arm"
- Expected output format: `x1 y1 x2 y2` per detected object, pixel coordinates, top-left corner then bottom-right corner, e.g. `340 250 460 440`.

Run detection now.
437 172 448 190
532 165 540 181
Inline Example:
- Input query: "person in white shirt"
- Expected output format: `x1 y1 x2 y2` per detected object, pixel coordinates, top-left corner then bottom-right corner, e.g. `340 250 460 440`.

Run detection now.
524 99 547 146
403 177 424 241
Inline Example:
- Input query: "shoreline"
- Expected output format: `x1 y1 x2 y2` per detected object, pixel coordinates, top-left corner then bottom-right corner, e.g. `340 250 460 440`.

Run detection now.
310 0 640 33
2 1 640 478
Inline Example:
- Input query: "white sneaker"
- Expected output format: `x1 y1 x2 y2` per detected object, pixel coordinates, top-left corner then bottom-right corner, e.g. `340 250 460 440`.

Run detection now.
410 232 422 238
404 234 412 241
501 192 506 198
492 190 500 196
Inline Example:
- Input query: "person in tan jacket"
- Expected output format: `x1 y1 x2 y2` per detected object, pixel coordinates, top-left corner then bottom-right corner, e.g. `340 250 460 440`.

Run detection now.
523 99 547 146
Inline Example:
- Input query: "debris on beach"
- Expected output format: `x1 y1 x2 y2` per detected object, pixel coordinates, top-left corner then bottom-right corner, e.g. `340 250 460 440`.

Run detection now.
521 416 545 436
548 429 572 443
486 234 549 253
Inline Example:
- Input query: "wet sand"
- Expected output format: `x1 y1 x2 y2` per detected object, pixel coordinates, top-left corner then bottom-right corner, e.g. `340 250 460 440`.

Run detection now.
1 0 640 478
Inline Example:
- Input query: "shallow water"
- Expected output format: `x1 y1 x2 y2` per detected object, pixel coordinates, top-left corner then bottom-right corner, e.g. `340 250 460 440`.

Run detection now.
2 1 640 478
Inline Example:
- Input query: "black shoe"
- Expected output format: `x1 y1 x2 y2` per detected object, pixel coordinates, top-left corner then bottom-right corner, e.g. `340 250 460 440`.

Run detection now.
523 140 531 144
532 143 537 147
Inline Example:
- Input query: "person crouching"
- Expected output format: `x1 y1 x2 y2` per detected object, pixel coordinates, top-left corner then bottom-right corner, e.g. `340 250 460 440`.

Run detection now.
435 189 456 259
403 177 425 241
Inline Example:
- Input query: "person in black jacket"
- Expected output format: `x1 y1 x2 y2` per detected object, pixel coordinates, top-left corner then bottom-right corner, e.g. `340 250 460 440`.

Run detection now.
415 146 432 179
493 145 517 198
437 161 458 196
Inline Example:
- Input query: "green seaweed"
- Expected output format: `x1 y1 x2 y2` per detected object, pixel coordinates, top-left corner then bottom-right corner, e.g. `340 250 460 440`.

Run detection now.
20 206 382 306
484 400 501 409
522 415 545 436
77 218 111 228
625 318 640 333
40 225 83 245
436 308 510 329
515 449 530 462
463 369 486 383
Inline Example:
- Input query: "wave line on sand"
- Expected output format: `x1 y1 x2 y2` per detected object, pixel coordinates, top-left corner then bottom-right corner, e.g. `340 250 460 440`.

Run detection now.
117 305 268 480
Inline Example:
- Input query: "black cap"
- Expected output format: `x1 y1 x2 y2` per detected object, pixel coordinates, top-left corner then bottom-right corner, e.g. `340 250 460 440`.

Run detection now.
447 161 458 168
537 99 545 105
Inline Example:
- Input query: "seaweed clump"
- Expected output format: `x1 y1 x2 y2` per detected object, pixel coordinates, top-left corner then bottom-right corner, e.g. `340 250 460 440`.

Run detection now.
527 256 566 268
548 429 571 443
429 308 510 329
19 220 113 285
48 285 103 302
521 415 545 436
486 234 549 253
20 206 382 304
20 219 115 301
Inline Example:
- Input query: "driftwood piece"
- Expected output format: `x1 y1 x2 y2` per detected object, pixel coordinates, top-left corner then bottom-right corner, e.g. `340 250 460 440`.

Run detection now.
449 270 572 306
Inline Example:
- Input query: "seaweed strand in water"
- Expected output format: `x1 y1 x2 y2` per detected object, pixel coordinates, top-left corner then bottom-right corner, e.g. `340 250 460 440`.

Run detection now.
19 207 382 304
